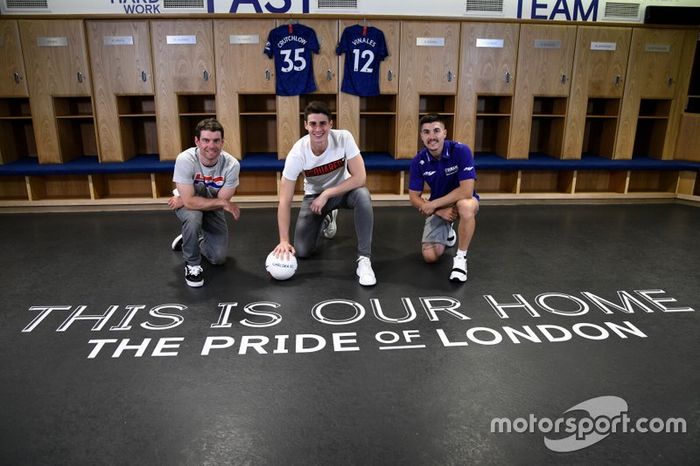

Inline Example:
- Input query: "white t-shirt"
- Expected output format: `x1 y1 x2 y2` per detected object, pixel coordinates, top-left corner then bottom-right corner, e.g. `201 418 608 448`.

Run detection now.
282 129 361 195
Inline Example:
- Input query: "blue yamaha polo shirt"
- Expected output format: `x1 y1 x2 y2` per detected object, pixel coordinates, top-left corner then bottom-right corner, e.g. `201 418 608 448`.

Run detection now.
408 140 479 201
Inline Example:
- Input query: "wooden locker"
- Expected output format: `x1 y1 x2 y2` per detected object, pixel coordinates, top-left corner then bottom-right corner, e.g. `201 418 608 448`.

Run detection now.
300 19 339 95
151 19 215 160
0 20 32 165
214 19 277 158
337 19 400 149
87 20 155 162
615 28 695 159
562 26 631 159
19 19 93 164
396 21 460 158
454 22 519 154
0 20 28 97
508 24 576 159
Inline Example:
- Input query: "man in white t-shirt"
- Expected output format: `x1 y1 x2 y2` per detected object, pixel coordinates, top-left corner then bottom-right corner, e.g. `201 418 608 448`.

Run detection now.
273 101 376 286
168 118 241 287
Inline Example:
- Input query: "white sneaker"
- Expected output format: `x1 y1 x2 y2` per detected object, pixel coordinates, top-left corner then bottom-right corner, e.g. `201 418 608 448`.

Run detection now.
445 226 456 248
322 209 338 239
356 256 377 286
171 234 183 251
449 255 467 283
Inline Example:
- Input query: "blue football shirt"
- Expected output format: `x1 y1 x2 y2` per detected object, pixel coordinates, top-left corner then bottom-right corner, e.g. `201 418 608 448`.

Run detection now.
264 23 319 96
336 24 388 97
408 140 479 201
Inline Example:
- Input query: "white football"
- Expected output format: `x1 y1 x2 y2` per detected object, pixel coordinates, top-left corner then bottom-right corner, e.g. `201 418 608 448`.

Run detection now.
265 251 297 280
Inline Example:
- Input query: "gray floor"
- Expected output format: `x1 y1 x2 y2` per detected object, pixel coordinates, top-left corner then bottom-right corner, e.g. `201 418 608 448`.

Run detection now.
0 203 698 465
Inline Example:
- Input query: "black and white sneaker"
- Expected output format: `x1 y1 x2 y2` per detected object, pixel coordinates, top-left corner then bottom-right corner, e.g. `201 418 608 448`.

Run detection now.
445 226 456 248
171 234 183 251
185 265 204 287
449 255 467 283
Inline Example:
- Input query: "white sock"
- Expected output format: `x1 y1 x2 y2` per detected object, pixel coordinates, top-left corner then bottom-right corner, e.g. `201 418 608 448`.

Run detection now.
456 249 467 257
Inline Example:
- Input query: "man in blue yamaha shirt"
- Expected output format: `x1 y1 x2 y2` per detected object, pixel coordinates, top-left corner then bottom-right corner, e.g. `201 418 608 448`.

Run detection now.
408 114 479 283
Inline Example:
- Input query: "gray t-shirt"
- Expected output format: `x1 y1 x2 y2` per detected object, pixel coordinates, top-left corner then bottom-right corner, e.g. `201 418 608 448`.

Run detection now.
172 147 240 198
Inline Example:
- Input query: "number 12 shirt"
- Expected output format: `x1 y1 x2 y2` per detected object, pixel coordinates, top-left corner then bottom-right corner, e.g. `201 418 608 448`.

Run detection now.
336 25 388 97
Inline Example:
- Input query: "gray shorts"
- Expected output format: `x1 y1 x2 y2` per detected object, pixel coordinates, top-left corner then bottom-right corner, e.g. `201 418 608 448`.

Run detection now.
422 215 453 245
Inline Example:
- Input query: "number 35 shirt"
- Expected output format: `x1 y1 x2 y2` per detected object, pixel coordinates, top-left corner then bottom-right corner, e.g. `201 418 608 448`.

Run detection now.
264 23 319 96
336 25 388 97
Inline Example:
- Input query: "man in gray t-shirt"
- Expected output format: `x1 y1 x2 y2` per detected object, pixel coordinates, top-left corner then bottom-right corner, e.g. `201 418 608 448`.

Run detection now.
168 118 241 287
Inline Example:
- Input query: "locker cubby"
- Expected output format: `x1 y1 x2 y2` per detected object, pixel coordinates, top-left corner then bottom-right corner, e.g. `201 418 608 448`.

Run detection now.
360 95 397 154
687 97 700 113
239 94 276 114
532 97 567 116
239 94 277 156
530 97 567 158
153 172 175 198
475 116 510 155
695 178 700 197
633 118 669 158
583 97 620 158
118 116 158 159
28 175 91 200
359 115 396 154
419 95 455 115
365 172 402 195
476 95 512 115
0 176 29 200
529 117 565 157
177 94 216 116
56 119 98 160
476 170 518 194
633 99 671 159
638 99 671 118
240 115 277 154
627 170 678 193
0 99 35 163
0 119 37 163
53 97 93 117
117 96 156 116
0 98 32 118
360 95 396 113
235 172 277 195
519 170 574 194
91 173 153 199
475 95 512 156
574 170 627 194
586 98 620 117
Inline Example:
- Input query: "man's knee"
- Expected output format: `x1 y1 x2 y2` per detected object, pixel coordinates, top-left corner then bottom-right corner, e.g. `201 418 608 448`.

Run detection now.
293 241 313 259
206 249 228 265
180 208 203 226
351 186 372 207
456 198 478 220
422 243 444 263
